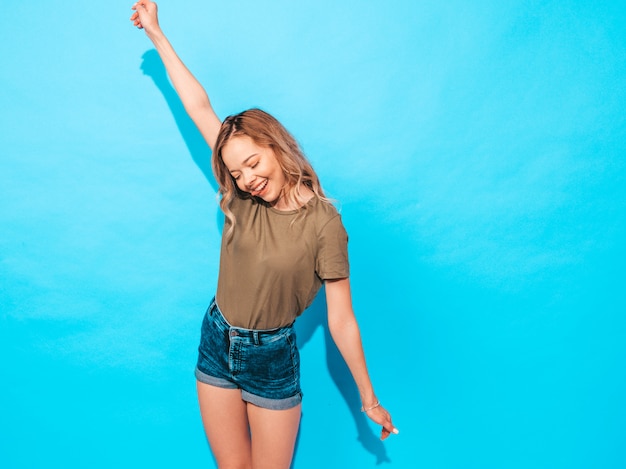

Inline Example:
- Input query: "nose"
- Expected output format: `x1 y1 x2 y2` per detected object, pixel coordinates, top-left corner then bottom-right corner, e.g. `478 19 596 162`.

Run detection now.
241 170 256 190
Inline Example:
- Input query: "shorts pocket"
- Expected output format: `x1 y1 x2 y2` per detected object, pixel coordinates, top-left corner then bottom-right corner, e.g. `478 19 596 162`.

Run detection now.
242 331 300 397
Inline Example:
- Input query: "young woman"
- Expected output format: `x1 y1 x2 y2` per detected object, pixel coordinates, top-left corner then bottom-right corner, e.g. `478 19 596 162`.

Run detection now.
131 2 398 467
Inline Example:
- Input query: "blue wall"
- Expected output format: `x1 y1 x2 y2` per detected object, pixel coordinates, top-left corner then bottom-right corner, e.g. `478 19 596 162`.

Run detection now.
1 1 625 467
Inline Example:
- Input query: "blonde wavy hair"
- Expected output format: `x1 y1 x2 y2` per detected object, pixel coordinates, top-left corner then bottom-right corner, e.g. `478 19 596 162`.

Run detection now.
212 108 328 240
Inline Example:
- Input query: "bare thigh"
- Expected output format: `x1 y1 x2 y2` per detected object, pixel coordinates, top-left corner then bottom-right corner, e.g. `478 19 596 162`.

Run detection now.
196 381 252 469
247 403 302 469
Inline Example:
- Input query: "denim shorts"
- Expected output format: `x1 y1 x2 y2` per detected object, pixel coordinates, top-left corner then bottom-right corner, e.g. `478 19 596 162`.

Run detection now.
195 298 302 410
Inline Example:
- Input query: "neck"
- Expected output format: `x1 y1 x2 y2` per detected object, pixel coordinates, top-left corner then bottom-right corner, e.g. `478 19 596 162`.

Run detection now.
272 183 314 211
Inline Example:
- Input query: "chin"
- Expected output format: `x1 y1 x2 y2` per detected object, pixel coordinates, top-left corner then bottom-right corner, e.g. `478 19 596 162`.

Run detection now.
263 195 279 204
261 189 279 203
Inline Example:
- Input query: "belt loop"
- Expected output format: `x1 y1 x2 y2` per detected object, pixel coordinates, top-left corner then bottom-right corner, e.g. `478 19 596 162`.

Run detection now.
253 331 260 345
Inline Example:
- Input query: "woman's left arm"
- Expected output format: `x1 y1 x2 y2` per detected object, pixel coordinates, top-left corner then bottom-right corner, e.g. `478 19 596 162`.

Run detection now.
325 277 399 440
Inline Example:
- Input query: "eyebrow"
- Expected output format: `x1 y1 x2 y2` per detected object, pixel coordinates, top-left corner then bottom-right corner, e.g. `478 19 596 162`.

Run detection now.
229 154 258 174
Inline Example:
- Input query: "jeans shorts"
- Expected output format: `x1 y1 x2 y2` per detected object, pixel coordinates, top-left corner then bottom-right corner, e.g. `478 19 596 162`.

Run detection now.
195 298 302 410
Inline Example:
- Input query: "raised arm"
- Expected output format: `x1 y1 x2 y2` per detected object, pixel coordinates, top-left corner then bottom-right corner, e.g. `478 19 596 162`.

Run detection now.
324 277 399 440
131 1 221 151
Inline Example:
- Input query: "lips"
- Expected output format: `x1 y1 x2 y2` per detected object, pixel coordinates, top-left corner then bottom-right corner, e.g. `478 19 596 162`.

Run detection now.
251 179 268 197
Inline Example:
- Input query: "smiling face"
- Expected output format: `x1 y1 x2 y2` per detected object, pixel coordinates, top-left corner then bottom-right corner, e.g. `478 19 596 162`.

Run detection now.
220 135 287 205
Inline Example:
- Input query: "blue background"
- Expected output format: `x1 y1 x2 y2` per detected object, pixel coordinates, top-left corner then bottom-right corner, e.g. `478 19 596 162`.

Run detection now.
1 1 625 467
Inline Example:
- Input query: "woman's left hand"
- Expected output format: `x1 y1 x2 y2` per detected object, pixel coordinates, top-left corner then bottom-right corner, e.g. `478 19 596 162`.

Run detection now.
364 403 399 440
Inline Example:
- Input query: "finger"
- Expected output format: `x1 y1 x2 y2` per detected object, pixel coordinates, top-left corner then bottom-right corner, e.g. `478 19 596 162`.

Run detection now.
385 423 399 435
382 419 399 437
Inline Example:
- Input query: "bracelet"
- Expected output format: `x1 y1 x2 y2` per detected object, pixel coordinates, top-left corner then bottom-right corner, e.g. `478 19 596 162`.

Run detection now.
360 400 381 413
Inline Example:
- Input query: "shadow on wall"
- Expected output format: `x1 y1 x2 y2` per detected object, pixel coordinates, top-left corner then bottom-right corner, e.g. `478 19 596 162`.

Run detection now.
296 290 391 465
139 49 390 465
140 49 223 233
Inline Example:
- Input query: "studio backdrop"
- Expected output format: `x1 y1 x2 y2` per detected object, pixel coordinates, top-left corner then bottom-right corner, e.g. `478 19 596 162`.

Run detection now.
1 1 625 468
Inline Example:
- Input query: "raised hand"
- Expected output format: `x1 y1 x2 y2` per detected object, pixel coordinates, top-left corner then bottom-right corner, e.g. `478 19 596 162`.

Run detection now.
130 1 160 35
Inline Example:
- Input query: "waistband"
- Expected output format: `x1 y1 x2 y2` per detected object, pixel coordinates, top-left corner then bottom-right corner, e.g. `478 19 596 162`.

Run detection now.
208 297 294 345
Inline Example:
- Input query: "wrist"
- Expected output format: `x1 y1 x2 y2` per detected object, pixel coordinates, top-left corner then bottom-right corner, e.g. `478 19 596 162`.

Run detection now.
145 25 164 41
360 400 381 413
360 394 378 410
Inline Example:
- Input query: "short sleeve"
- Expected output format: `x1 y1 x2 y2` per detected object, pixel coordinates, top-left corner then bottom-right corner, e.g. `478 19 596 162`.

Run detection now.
316 214 350 280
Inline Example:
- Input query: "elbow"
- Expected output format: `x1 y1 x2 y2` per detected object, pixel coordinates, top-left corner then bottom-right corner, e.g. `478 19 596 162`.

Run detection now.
328 310 360 341
185 96 212 119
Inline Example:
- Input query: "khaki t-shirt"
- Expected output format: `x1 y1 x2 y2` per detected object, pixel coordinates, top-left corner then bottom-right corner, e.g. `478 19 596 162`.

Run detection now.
215 195 349 329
